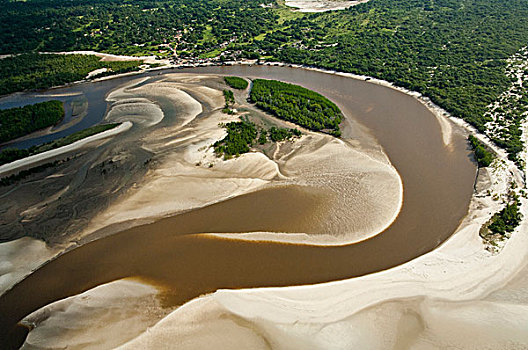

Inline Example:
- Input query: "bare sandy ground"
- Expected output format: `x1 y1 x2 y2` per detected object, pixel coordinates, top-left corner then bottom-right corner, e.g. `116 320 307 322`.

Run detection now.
285 0 369 12
21 279 166 350
0 237 61 295
115 135 528 349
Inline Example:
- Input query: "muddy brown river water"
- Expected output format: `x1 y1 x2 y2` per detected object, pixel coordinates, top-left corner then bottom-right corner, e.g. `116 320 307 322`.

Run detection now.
0 66 476 347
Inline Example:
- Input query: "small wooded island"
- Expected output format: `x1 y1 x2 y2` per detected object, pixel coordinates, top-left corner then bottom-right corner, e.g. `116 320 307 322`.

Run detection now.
250 79 342 137
0 100 64 143
214 77 337 159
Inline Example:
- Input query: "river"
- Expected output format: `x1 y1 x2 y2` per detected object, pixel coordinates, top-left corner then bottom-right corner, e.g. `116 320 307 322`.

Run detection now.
0 65 476 347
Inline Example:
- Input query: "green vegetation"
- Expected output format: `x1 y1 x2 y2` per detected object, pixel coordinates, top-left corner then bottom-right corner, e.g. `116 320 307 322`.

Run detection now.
0 160 60 187
0 0 278 56
268 126 301 142
0 100 64 143
0 54 141 95
249 79 342 136
222 89 236 114
0 123 119 166
259 0 528 159
224 76 248 90
223 90 235 105
214 119 257 158
258 130 268 145
468 135 494 168
214 118 301 158
488 199 522 235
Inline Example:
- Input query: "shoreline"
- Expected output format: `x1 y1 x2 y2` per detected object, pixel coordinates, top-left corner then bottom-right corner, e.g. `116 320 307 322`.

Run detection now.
0 57 466 152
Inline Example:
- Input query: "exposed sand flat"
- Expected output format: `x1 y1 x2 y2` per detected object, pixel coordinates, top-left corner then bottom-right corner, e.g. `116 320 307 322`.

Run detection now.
0 121 132 176
82 73 401 244
116 298 269 350
20 279 166 350
285 0 369 12
117 151 528 349
0 237 61 296
216 134 402 245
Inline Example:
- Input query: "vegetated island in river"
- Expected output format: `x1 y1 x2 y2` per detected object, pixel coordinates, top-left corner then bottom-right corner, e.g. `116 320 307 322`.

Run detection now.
224 76 249 90
0 100 64 143
249 79 343 136
215 77 303 159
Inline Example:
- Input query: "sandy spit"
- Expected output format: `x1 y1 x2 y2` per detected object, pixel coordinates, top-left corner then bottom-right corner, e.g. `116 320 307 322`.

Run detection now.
0 237 62 296
0 122 132 176
119 145 528 349
21 279 167 350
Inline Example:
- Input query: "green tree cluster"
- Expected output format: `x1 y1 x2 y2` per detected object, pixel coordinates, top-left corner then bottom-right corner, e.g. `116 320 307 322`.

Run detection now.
223 90 235 106
214 118 302 158
224 76 248 90
249 79 342 136
268 126 301 142
468 135 494 168
0 100 64 143
488 201 522 235
214 120 257 158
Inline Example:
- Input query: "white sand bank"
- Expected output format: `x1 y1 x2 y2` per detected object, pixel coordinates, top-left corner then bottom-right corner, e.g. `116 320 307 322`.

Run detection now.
0 237 61 296
119 151 528 349
21 279 166 350
83 73 402 244
215 134 402 245
0 122 132 176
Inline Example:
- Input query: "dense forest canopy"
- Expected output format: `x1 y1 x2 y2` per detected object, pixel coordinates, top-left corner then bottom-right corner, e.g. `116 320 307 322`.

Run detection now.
214 120 258 158
468 135 494 168
224 76 249 90
0 0 278 55
260 0 528 159
214 118 302 159
0 100 64 143
1 0 528 159
250 79 342 136
0 54 141 95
